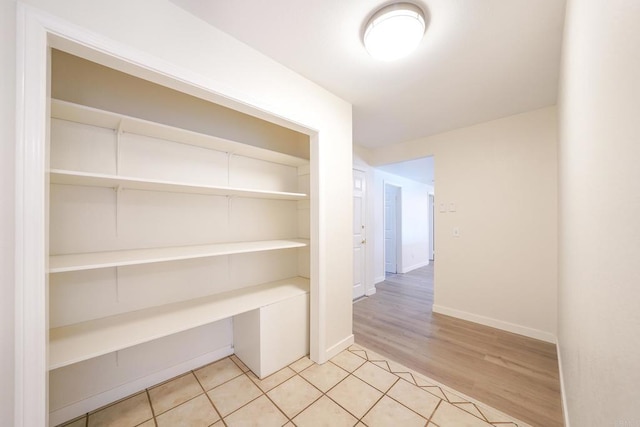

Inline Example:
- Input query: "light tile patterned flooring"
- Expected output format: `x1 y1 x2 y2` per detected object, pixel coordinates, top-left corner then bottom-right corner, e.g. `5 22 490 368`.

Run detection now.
59 344 531 427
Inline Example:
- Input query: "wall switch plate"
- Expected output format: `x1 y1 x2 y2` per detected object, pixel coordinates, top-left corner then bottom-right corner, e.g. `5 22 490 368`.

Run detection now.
449 203 456 212
453 227 460 237
439 203 446 213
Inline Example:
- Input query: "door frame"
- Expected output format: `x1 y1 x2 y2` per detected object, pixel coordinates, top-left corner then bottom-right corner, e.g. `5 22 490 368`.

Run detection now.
383 182 402 275
428 193 435 261
352 168 367 299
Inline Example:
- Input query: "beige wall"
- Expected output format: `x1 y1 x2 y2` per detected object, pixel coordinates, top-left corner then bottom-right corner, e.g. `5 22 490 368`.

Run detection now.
370 107 558 341
558 0 640 425
1 0 16 424
51 50 310 159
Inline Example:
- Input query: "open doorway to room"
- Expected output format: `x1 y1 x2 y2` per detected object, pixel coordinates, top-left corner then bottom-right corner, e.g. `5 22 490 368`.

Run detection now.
384 183 402 275
353 153 436 347
376 156 434 279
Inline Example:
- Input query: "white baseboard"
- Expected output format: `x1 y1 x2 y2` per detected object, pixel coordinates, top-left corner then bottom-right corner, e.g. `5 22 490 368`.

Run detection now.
374 275 386 284
556 338 571 427
49 346 233 427
432 304 556 343
401 260 430 274
365 287 376 296
321 334 354 363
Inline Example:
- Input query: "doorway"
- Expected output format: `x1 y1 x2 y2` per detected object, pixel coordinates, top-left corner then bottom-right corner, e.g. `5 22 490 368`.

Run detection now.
384 183 401 274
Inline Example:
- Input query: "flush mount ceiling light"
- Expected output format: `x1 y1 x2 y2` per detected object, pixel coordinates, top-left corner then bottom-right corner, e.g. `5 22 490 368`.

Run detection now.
363 2 427 61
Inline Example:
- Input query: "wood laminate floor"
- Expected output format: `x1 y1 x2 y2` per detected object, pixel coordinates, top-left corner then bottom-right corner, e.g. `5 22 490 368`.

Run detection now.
353 263 564 427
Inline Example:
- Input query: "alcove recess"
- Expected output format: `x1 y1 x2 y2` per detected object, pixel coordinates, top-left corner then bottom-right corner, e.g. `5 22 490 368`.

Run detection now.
47 50 311 424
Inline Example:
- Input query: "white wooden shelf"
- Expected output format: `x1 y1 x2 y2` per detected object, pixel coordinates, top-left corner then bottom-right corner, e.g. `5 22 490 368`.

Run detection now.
51 99 309 167
50 169 308 200
49 239 309 273
49 276 310 370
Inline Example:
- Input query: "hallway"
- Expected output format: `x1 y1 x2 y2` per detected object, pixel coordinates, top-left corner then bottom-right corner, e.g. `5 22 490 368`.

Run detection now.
353 264 563 427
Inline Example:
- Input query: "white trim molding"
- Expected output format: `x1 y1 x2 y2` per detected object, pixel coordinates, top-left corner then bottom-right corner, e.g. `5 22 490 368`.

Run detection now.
15 5 49 427
401 260 430 274
323 334 355 362
432 304 557 343
556 338 571 427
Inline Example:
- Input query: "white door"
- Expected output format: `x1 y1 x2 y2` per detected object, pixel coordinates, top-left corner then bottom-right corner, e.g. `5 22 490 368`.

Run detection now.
384 184 398 274
353 170 366 299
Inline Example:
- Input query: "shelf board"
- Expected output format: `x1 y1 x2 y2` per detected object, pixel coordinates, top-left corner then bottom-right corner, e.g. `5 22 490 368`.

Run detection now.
49 239 309 273
49 276 310 370
51 99 309 167
50 169 308 200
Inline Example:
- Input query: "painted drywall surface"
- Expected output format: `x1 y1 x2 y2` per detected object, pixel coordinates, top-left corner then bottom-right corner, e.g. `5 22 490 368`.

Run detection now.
373 170 433 280
20 0 352 362
51 50 310 159
370 107 558 341
1 0 16 423
558 0 640 424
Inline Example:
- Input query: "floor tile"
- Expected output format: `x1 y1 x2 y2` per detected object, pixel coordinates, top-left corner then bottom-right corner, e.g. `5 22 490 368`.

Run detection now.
474 402 517 424
299 361 348 392
230 355 250 373
155 394 219 427
422 385 448 400
248 366 296 392
289 356 314 373
88 392 152 427
207 374 262 417
387 378 440 419
266 375 322 418
148 372 203 415
330 350 366 372
293 396 358 427
61 416 87 427
413 373 436 387
361 395 426 427
136 421 154 427
224 395 287 426
454 402 486 419
443 389 466 403
195 357 244 391
371 360 391 372
353 361 398 393
430 400 493 427
327 374 382 418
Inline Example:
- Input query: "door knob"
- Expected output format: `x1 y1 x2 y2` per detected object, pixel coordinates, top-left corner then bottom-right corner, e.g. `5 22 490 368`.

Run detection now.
361 239 366 244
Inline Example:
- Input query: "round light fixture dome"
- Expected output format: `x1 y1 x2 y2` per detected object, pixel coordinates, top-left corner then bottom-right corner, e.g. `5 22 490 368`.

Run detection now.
363 2 427 61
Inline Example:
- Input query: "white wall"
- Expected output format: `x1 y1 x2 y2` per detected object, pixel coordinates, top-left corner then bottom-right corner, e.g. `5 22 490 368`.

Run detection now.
369 107 558 342
558 0 640 425
1 0 16 425
373 170 433 281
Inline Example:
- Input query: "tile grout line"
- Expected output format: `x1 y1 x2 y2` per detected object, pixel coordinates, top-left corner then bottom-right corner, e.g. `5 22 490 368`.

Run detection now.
143 388 158 427
191 367 226 426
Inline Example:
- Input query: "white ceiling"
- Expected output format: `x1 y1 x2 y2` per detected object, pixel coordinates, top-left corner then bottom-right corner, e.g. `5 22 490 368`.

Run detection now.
378 156 434 185
172 0 565 151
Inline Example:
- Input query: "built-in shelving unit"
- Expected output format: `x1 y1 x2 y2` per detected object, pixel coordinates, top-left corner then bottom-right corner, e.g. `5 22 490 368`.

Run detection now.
47 53 313 427
49 276 309 370
50 169 308 200
49 239 309 273
51 99 309 167
48 99 311 376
